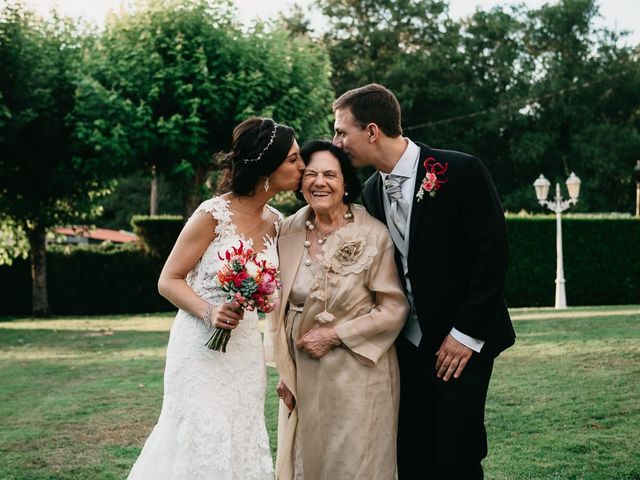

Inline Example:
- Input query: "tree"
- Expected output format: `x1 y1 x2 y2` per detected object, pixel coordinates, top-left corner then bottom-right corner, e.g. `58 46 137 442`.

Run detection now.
73 0 235 216
232 24 334 140
316 0 640 212
318 0 451 91
500 0 640 211
76 0 334 217
454 4 539 207
0 3 116 316
277 3 314 37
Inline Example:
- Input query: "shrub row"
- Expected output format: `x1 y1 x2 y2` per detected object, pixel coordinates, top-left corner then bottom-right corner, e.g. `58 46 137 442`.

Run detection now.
131 215 184 261
1 216 637 315
505 216 639 307
0 244 172 315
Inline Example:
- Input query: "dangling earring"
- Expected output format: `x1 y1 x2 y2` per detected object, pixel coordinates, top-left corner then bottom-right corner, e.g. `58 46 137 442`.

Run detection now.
264 176 270 192
344 191 349 197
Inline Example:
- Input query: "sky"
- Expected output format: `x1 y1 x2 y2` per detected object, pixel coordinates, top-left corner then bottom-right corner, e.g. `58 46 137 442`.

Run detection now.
6 0 640 45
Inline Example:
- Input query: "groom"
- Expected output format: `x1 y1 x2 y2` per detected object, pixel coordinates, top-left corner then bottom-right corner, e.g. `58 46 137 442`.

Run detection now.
332 84 515 479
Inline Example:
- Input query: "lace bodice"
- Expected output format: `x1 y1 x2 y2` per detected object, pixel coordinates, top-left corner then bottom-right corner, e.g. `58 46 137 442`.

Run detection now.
187 196 282 305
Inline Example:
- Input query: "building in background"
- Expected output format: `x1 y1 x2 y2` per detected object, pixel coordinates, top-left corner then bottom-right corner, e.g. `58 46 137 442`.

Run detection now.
51 227 137 245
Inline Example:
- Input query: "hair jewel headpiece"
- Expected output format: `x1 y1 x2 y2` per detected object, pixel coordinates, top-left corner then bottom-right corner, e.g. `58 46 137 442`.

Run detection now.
243 124 279 164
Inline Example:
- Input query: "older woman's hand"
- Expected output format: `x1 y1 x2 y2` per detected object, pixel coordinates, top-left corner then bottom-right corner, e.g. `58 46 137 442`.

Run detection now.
296 327 341 359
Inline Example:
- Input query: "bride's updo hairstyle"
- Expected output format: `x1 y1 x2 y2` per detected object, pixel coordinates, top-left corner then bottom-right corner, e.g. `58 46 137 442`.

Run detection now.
217 117 295 196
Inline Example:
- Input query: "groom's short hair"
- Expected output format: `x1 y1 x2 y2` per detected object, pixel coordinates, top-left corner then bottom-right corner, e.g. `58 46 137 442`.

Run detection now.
333 84 402 138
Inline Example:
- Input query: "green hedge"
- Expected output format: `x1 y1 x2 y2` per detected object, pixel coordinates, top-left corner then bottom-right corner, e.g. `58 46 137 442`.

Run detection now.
1 216 637 315
269 191 305 217
131 215 184 261
505 216 639 307
0 245 172 315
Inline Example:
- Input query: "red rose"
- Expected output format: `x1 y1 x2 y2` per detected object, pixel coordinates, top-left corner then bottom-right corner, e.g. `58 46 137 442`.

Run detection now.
234 271 249 288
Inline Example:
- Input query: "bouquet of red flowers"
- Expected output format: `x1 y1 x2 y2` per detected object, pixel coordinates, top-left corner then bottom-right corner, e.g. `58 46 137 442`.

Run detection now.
206 241 281 352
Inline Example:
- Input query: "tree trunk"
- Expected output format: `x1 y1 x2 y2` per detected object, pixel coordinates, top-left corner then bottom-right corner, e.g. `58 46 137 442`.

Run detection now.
150 164 159 215
183 166 207 218
26 224 50 317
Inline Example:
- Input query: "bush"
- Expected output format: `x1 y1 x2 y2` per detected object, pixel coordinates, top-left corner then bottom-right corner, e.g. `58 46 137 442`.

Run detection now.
131 215 184 262
2 216 637 315
505 216 640 307
130 198 306 261
268 191 305 217
0 244 172 315
0 258 31 315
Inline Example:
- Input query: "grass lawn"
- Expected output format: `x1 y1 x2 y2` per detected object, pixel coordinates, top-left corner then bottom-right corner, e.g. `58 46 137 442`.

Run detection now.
1 306 639 479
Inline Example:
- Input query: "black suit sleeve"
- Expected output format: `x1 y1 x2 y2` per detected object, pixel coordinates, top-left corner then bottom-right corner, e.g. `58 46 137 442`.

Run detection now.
453 156 509 340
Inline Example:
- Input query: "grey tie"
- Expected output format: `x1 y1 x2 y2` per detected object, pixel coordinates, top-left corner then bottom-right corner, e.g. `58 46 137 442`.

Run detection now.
385 174 409 240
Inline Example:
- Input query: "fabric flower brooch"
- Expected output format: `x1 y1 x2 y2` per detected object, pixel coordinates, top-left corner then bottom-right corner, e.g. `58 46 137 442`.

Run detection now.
310 224 377 324
416 157 449 201
321 226 377 276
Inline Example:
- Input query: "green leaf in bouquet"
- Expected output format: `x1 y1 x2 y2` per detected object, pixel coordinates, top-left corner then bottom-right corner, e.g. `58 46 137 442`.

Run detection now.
239 277 259 297
231 260 244 272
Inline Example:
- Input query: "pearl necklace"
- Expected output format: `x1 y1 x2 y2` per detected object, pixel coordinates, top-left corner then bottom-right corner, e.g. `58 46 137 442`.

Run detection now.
303 209 353 266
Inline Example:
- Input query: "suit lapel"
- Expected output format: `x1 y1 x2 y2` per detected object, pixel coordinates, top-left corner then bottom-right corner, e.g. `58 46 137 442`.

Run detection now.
408 144 434 252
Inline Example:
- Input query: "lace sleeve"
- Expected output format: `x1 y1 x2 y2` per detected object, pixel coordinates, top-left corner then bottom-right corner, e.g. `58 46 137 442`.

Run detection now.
266 204 285 237
191 196 235 238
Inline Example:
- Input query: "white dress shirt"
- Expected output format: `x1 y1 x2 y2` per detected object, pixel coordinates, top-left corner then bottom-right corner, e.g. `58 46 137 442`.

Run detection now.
381 139 484 352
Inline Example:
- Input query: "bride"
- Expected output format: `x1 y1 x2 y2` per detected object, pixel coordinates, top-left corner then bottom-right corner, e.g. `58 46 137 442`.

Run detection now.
128 117 304 479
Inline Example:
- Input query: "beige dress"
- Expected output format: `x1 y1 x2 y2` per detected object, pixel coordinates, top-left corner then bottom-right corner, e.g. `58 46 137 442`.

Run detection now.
269 204 409 480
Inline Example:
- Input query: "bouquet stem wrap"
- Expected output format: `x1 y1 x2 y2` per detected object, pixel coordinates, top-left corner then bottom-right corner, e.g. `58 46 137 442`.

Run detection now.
206 327 232 352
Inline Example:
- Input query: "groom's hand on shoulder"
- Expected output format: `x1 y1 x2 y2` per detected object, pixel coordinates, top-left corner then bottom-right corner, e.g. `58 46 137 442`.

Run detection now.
435 334 473 382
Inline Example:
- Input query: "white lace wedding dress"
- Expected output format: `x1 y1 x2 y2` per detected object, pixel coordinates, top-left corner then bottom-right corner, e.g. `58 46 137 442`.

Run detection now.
128 196 281 480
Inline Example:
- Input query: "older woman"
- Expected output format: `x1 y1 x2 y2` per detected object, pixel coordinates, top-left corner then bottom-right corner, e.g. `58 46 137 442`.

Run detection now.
270 140 409 479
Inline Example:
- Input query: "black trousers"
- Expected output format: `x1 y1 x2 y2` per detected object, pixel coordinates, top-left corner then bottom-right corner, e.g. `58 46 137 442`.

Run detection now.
396 335 494 480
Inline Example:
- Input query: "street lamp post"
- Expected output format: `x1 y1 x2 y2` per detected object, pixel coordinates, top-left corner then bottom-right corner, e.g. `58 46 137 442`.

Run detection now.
533 172 581 309
633 160 640 217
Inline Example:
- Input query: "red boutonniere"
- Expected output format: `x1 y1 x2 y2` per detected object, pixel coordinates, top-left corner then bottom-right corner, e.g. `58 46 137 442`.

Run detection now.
416 157 448 201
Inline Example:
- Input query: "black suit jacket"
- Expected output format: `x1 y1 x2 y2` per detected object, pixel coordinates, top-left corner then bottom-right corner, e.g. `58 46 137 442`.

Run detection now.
362 142 515 359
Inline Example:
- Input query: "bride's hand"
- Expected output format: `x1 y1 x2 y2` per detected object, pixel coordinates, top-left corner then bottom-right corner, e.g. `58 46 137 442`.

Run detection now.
276 378 296 412
210 303 243 330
